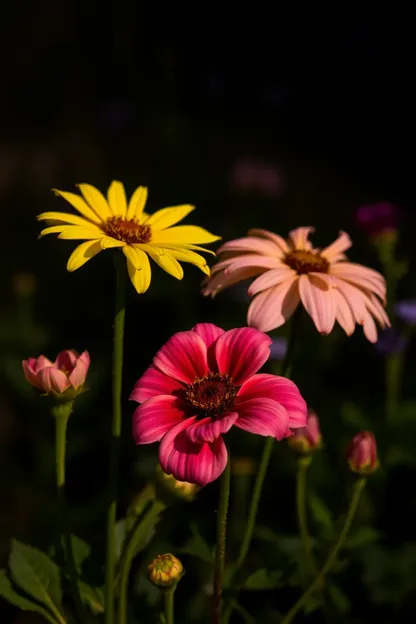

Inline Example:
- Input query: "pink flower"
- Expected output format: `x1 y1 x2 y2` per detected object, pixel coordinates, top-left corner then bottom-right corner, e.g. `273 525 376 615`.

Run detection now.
131 323 307 486
346 431 379 475
22 350 90 397
203 227 390 342
288 409 322 454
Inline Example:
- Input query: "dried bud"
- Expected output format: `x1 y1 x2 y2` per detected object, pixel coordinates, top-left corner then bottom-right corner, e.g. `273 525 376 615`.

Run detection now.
347 431 379 475
148 554 183 588
156 465 199 501
288 410 322 454
231 457 256 476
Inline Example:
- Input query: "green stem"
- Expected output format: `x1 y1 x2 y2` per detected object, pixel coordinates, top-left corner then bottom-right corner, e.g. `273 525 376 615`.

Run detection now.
53 402 89 624
118 500 166 624
213 459 231 624
385 352 403 425
281 477 366 624
296 456 317 577
105 255 127 624
165 587 175 624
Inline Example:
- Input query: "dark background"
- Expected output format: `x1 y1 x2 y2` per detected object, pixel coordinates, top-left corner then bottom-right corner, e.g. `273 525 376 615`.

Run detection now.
1 5 416 622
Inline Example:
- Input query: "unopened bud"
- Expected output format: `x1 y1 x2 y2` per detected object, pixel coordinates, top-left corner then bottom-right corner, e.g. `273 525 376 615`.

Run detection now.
288 410 322 454
347 431 379 475
148 554 183 588
156 465 199 501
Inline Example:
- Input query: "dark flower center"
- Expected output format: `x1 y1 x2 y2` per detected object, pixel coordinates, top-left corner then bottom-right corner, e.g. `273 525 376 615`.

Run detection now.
285 249 329 274
183 372 239 417
103 216 152 244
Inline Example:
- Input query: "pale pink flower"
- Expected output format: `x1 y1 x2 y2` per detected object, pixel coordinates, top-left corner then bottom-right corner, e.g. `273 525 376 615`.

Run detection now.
22 350 90 397
203 227 390 342
130 323 307 486
346 431 379 475
288 409 322 454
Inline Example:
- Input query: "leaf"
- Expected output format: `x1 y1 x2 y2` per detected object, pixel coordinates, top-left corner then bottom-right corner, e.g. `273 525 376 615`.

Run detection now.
114 519 128 563
302 593 321 614
328 582 350 613
70 535 91 574
308 493 332 529
244 568 283 590
341 403 369 429
78 581 105 614
178 524 213 564
0 570 60 624
345 527 382 549
9 540 64 623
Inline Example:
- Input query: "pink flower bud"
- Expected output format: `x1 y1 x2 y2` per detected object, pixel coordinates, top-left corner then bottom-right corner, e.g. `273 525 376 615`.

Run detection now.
22 350 90 398
288 410 322 454
347 431 379 475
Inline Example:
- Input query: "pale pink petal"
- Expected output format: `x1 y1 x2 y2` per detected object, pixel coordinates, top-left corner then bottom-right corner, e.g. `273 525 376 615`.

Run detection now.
216 237 282 257
215 327 272 383
130 365 184 403
192 323 225 348
153 331 208 384
133 395 185 444
330 262 386 301
237 374 307 429
248 277 300 332
364 293 391 328
37 368 70 394
298 274 336 334
332 289 356 336
35 355 55 372
22 359 43 388
247 228 289 254
289 227 315 251
159 417 228 486
248 266 297 296
56 350 78 371
362 310 378 343
202 266 264 297
210 255 282 275
68 351 90 387
235 397 289 439
186 413 238 443
334 279 367 324
320 231 352 261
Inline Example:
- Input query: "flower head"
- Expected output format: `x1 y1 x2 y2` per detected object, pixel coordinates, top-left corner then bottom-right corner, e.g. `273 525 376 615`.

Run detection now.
148 554 184 588
356 202 400 238
22 350 90 398
287 409 322 454
37 181 220 294
203 227 390 342
394 299 416 326
347 431 379 475
131 323 307 486
156 464 199 501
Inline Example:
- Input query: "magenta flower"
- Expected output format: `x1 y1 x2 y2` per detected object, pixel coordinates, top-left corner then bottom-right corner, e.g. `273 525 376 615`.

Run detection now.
347 431 379 475
288 409 322 454
356 202 401 237
22 350 90 397
131 323 307 486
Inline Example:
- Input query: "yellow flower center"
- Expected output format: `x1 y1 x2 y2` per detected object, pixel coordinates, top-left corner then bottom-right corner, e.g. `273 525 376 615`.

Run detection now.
183 372 239 416
285 250 329 274
103 216 152 244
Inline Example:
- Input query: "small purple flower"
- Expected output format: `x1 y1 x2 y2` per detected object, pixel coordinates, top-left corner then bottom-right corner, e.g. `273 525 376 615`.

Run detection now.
394 300 416 326
356 202 401 236
375 328 408 356
270 337 288 361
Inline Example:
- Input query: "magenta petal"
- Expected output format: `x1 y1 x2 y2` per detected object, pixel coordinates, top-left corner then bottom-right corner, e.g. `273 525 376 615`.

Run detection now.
37 367 70 394
130 365 184 403
235 397 289 440
133 395 185 444
56 350 78 371
159 417 228 486
215 327 272 384
192 323 225 348
153 331 209 384
237 374 307 428
186 413 238 443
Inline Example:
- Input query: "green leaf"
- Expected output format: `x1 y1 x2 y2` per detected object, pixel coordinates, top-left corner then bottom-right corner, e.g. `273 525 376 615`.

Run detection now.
114 519 128 563
78 581 105 614
0 570 61 624
341 403 369 429
302 593 321 614
178 524 213 564
9 540 64 623
345 527 382 549
328 582 350 613
308 493 332 529
244 568 283 590
70 535 91 574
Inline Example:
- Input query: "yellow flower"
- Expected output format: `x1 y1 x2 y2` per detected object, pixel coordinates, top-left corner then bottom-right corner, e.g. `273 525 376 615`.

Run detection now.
38 181 220 294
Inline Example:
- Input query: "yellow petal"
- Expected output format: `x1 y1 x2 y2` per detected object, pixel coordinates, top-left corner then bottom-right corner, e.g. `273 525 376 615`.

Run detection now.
39 225 69 238
77 183 112 220
146 205 195 231
145 247 184 280
107 180 127 216
57 226 104 240
101 236 125 249
126 255 151 294
52 189 102 225
151 226 221 245
123 245 143 270
37 211 91 227
168 243 217 256
126 186 148 220
67 240 103 272
158 246 210 274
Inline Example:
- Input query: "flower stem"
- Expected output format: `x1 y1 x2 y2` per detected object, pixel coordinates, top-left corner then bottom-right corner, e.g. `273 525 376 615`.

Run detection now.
213 458 231 624
296 456 317 577
53 402 88 624
281 477 366 624
118 499 166 624
385 351 403 425
105 255 127 624
165 587 175 624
